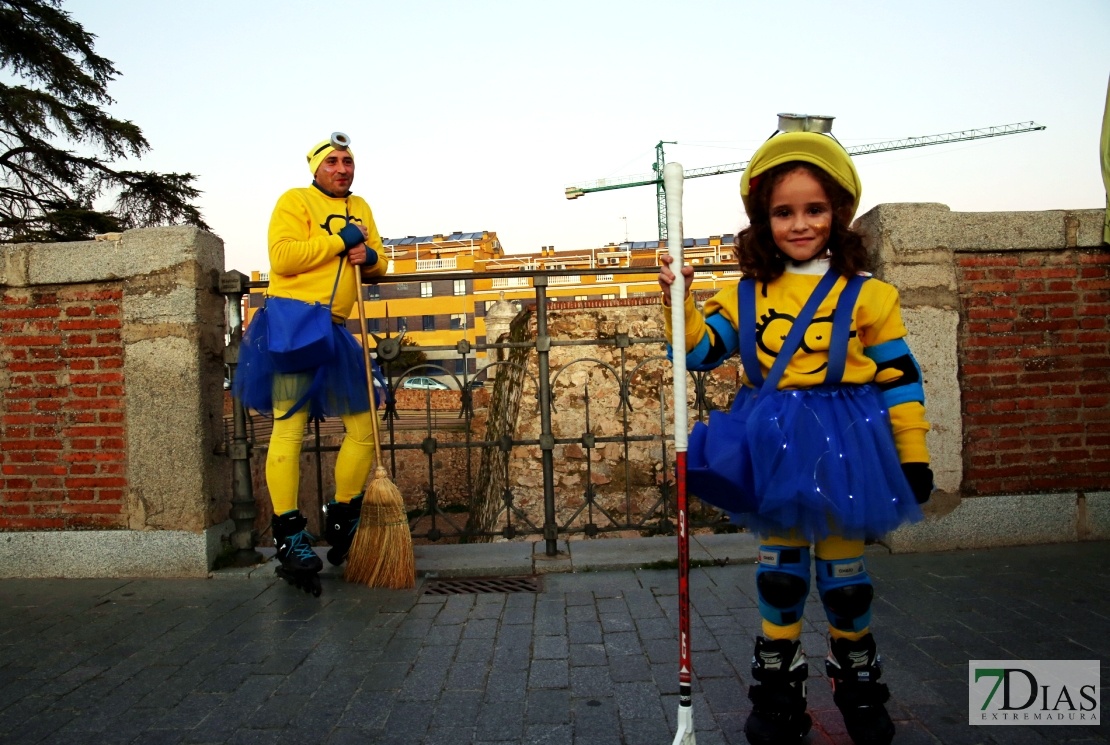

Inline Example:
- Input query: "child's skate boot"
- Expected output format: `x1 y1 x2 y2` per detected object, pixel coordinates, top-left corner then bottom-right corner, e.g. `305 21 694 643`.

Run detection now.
825 633 895 745
743 636 811 745
272 510 323 597
323 496 362 566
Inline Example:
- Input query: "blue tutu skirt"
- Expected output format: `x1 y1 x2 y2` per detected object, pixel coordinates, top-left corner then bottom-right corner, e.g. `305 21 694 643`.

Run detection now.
694 383 922 542
233 307 372 420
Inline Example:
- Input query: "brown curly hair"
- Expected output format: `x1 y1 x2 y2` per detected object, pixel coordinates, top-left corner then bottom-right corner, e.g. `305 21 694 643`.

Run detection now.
735 161 869 283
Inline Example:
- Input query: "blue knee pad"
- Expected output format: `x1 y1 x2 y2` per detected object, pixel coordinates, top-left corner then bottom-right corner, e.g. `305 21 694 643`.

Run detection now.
756 545 811 627
815 556 873 633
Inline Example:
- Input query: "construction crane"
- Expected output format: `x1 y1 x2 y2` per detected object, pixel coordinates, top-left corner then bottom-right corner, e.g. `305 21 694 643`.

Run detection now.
565 121 1047 240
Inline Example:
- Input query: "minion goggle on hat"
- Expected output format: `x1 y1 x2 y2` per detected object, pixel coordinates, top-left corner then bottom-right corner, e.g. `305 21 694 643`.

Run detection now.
307 132 353 176
739 114 862 219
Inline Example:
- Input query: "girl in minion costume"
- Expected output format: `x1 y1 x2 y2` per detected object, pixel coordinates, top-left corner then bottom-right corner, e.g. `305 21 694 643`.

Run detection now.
659 129 933 745
235 134 388 596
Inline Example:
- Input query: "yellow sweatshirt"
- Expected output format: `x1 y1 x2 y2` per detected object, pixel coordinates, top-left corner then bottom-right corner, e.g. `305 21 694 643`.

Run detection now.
665 264 930 463
266 185 387 322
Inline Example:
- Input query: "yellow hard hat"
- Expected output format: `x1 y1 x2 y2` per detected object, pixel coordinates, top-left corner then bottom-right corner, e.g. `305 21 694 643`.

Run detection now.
740 132 861 218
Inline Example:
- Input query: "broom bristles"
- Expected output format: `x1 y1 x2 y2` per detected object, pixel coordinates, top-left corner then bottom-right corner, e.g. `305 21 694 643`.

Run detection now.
345 466 415 589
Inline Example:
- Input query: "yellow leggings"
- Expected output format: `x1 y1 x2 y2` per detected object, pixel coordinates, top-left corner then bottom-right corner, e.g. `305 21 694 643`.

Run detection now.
266 399 376 515
761 533 869 643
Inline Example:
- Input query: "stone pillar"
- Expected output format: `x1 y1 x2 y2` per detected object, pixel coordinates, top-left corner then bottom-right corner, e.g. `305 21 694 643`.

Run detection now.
0 227 233 577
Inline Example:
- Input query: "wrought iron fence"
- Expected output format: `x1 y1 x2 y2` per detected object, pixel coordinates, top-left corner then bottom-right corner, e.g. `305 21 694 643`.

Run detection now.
220 266 740 563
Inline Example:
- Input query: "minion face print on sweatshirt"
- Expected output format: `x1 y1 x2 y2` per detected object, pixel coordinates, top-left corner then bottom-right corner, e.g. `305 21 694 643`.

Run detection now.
755 307 857 378
319 214 365 237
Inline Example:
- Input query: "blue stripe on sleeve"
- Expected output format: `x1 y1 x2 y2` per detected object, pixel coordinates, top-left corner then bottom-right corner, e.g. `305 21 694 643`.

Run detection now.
685 313 738 371
864 338 925 407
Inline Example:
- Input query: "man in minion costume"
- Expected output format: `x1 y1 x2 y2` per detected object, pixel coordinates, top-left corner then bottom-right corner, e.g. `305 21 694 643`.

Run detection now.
234 133 387 596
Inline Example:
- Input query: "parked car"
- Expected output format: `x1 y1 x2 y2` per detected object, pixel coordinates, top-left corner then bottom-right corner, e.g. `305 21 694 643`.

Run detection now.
401 376 449 391
466 379 485 389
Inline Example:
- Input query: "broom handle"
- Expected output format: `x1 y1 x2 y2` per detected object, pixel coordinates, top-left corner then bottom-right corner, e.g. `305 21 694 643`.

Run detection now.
663 161 694 741
354 266 385 465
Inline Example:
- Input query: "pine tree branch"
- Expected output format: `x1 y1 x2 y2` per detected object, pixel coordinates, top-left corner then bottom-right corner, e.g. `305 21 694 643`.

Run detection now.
0 1 208 242
0 0 115 105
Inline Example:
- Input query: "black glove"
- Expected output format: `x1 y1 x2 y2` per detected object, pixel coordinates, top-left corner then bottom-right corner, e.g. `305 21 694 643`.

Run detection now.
901 462 934 504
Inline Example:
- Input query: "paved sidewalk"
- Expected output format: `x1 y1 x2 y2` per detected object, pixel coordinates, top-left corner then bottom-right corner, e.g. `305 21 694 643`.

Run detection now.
0 538 1107 745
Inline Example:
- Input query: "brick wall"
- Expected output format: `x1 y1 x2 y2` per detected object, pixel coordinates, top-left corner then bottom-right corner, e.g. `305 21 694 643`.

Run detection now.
1 285 128 529
956 249 1110 495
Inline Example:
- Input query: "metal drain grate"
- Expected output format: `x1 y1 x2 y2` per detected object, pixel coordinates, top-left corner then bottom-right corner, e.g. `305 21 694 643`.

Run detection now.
423 576 541 595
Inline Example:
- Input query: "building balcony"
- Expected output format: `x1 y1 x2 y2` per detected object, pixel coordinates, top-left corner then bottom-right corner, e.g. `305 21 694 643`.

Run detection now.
548 275 581 285
416 257 458 271
492 276 531 288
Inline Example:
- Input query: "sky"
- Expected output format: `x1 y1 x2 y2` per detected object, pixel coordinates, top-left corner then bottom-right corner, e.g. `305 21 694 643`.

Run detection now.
58 0 1110 274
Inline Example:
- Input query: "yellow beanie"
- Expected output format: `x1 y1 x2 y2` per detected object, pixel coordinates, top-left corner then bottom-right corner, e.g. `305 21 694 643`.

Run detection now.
740 132 861 218
306 138 355 176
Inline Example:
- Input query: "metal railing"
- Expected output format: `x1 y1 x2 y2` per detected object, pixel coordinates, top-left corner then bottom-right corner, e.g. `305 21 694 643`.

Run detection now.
220 265 740 561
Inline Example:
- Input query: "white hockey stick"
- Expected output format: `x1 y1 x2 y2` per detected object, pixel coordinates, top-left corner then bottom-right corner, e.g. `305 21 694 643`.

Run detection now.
664 161 695 745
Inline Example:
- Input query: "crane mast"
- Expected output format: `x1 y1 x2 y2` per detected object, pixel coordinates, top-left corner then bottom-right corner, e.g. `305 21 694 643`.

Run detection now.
565 121 1046 240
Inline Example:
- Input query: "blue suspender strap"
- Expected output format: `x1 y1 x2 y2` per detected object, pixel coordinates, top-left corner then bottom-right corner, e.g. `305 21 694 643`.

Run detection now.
824 273 867 385
760 269 840 392
738 278 764 388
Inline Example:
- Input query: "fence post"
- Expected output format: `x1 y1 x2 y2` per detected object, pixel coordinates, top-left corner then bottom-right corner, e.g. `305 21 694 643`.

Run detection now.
220 270 261 566
533 277 559 556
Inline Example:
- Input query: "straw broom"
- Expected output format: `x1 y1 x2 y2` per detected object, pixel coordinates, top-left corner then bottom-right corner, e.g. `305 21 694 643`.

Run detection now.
344 268 415 589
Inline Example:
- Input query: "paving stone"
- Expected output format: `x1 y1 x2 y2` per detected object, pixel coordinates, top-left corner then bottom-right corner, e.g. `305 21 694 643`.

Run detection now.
529 658 570 690
382 699 434 740
633 616 674 640
612 681 667 720
564 591 594 607
432 689 483 728
336 690 394 729
526 688 571 724
533 635 568 660
608 653 651 683
601 631 640 657
699 676 746 715
569 666 613 697
361 662 410 691
565 605 597 625
568 642 607 668
599 613 635 633
523 721 574 744
533 610 567 636
445 659 490 691
491 644 531 672
690 649 740 679
423 726 477 745
484 668 528 703
456 636 496 664
618 714 672 745
475 699 525 741
650 662 681 696
566 620 602 644
462 617 499 640
397 647 452 701
495 623 532 647
502 607 535 625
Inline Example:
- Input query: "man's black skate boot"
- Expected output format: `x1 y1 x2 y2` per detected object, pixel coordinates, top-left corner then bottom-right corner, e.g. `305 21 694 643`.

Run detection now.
323 496 362 566
272 510 323 597
744 636 812 745
825 633 895 745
